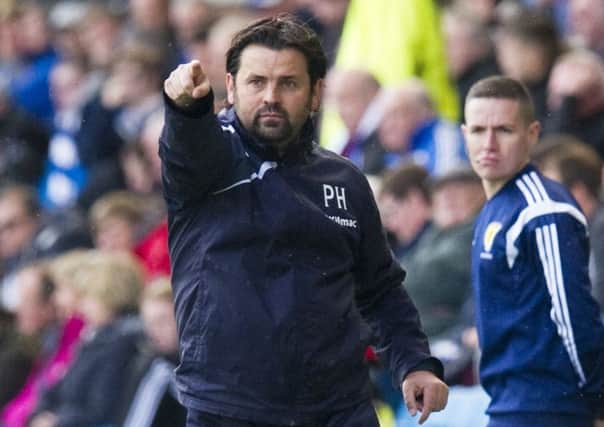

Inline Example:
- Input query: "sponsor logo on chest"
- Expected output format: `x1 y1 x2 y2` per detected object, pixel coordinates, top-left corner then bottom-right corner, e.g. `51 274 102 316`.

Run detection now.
480 221 502 260
322 184 357 229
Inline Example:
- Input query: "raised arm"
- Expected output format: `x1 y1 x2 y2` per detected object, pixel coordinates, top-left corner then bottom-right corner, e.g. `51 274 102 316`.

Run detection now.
160 60 235 210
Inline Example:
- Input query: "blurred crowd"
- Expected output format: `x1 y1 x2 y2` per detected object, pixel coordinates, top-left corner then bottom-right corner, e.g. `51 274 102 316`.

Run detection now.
0 0 603 426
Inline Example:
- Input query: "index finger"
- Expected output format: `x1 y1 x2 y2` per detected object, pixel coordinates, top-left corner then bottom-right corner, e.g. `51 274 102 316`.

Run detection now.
189 60 204 84
417 387 436 425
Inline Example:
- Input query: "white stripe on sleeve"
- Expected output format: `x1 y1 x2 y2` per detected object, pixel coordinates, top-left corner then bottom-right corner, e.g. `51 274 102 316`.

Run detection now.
536 224 587 386
516 178 536 205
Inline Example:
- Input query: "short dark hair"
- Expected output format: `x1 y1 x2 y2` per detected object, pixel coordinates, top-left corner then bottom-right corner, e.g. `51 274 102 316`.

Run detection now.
380 164 431 203
497 11 563 68
534 136 602 199
226 14 327 86
429 167 481 193
465 76 536 124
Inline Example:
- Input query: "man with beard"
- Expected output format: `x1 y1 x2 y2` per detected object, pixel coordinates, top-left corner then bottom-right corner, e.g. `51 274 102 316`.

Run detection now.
161 14 447 427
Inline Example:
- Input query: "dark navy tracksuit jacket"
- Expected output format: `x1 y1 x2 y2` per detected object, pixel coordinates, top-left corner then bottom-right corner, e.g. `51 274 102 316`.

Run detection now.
159 92 442 425
472 166 604 425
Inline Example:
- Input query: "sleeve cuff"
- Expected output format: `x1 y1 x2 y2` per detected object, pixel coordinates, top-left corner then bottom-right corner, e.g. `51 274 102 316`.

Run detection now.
163 89 215 118
395 356 445 387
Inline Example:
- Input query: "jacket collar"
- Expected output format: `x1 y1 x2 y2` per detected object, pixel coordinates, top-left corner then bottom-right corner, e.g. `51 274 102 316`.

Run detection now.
219 107 316 163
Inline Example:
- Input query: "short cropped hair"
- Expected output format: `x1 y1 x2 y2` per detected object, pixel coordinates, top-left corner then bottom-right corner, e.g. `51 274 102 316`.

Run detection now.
465 76 536 124
226 14 327 86
380 164 431 203
89 191 146 232
534 136 602 199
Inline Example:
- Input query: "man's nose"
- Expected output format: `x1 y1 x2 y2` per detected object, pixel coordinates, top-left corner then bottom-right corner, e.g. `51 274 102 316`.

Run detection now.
485 129 498 150
263 84 280 104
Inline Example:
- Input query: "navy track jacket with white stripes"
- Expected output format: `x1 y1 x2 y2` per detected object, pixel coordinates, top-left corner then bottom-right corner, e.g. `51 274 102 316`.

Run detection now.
159 91 442 425
472 164 604 417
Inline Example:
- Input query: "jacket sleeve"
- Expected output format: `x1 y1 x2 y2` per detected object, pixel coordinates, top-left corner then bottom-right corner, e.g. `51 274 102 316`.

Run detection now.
353 178 443 388
530 212 604 410
159 91 235 212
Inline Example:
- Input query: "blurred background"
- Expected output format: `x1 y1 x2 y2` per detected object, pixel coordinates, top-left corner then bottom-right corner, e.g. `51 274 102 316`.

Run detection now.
0 0 603 426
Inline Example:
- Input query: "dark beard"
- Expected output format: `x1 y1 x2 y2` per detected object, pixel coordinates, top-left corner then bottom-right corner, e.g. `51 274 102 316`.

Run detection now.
251 104 295 147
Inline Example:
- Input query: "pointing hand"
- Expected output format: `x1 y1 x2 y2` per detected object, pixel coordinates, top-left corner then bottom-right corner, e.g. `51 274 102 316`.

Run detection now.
164 60 211 108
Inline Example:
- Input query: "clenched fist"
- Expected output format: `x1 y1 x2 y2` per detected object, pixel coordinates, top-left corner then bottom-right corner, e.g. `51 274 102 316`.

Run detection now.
164 60 211 108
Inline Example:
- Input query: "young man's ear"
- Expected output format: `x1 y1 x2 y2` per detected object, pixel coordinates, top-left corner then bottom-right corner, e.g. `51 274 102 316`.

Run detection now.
527 120 541 149
461 124 470 155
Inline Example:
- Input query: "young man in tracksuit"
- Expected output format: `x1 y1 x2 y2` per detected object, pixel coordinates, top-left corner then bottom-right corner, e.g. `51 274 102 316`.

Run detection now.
463 76 604 427
160 15 448 427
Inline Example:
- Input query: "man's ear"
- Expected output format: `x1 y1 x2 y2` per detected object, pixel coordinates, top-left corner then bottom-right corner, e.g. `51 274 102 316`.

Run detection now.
527 120 541 149
226 73 235 105
461 124 470 156
311 78 323 112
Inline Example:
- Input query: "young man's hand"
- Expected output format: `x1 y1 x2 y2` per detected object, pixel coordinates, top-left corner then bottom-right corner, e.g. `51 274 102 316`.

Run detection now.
401 370 449 424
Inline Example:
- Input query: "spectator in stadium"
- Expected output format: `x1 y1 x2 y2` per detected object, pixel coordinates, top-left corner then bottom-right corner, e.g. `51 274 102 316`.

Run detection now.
89 191 148 253
76 42 164 209
533 136 604 313
28 251 142 427
39 58 91 210
117 277 186 427
0 185 42 310
1 260 85 427
365 80 467 176
162 14 447 427
169 0 213 48
567 0 604 57
76 4 124 77
0 308 33 411
401 169 484 339
324 67 382 159
89 190 166 281
125 0 186 79
442 5 500 122
520 0 569 35
0 87 49 187
494 9 564 122
320 0 457 151
454 0 500 27
121 109 164 195
0 264 58 420
47 1 90 62
4 1 59 127
378 164 433 260
463 75 604 426
292 0 350 67
120 111 171 279
202 12 258 112
544 49 604 157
